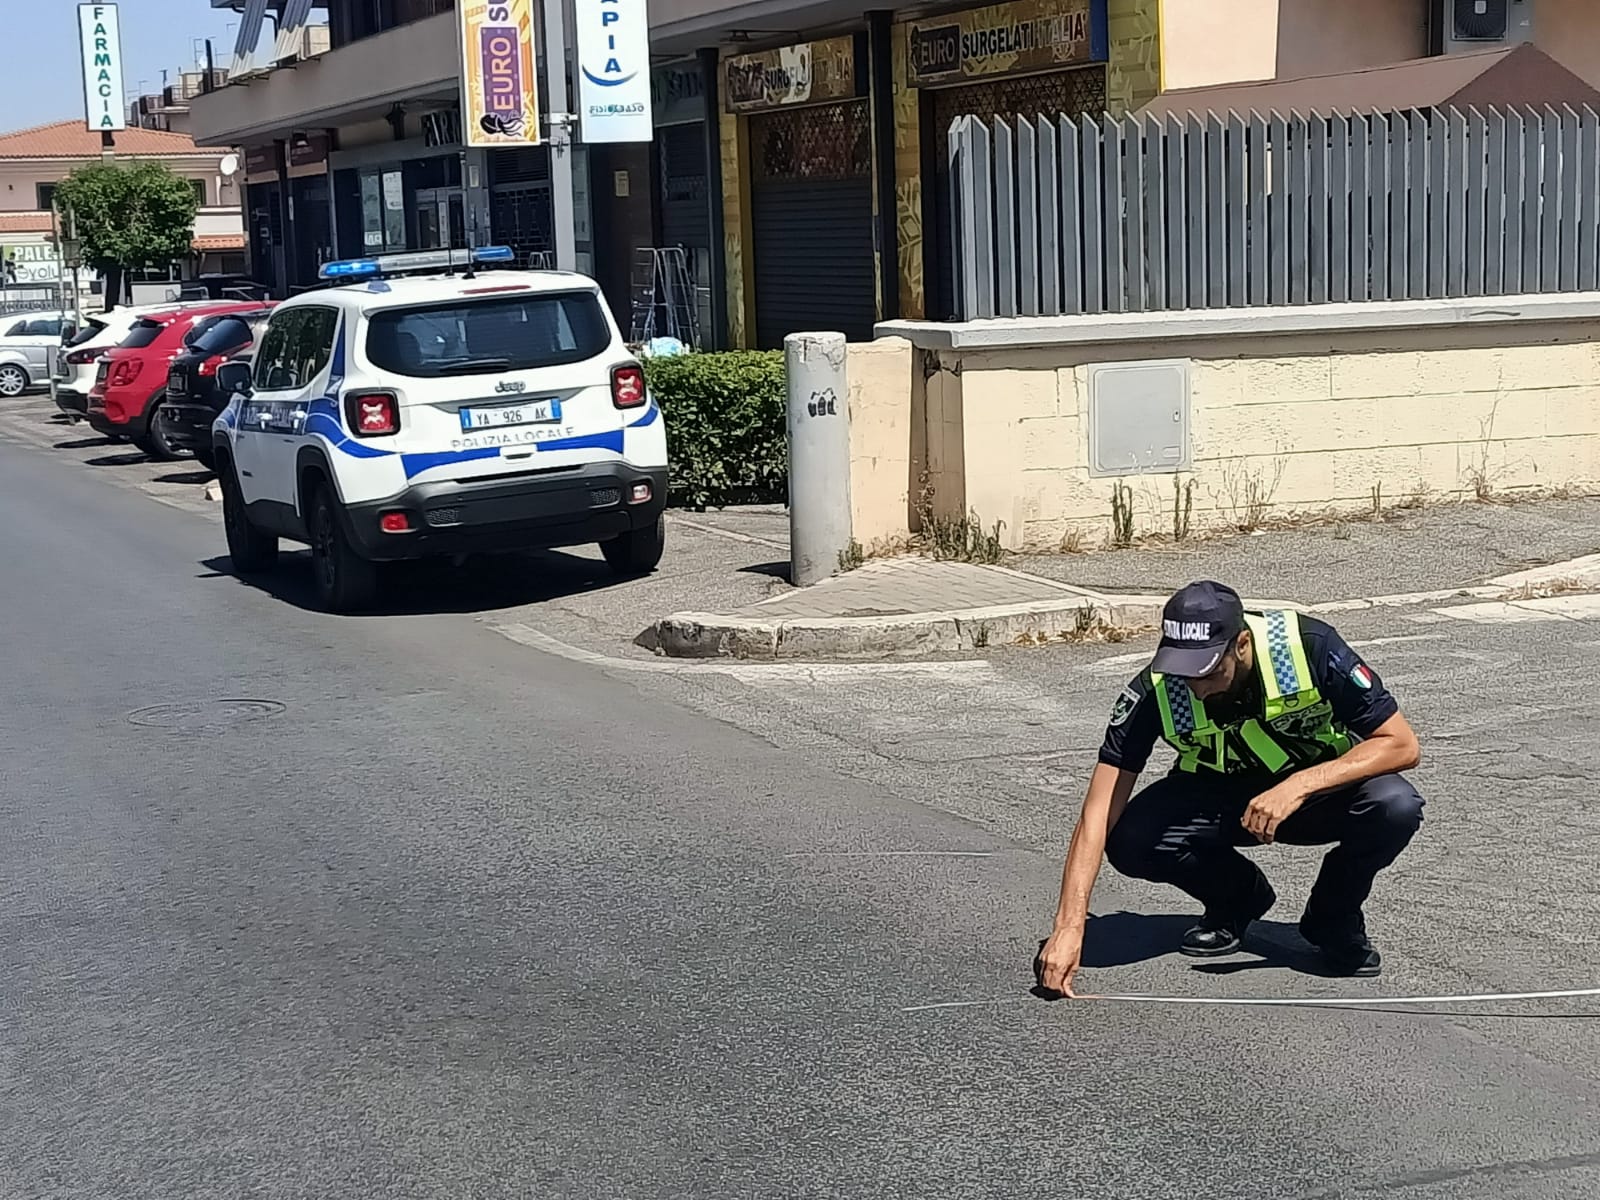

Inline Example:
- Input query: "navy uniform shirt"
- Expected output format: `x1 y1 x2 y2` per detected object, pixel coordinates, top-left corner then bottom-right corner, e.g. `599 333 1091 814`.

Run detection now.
1099 616 1400 775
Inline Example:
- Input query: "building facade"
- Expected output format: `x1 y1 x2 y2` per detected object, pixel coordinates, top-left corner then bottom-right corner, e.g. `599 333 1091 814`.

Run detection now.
187 0 1596 345
0 121 247 297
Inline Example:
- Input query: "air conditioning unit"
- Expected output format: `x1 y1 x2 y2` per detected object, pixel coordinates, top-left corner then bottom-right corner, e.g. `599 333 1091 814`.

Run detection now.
1441 0 1534 53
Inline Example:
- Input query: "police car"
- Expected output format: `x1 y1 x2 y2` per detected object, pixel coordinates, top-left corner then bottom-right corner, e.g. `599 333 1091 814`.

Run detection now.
212 246 668 612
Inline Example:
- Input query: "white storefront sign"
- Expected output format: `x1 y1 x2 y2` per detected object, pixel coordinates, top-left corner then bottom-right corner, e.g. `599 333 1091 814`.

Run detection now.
575 0 653 144
78 4 128 133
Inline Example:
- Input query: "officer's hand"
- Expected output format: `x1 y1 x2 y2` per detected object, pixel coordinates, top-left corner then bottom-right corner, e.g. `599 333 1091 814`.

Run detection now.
1242 781 1307 843
1035 927 1085 999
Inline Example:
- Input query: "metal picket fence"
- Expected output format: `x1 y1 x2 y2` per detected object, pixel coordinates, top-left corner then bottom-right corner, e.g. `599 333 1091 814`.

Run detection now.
948 105 1600 320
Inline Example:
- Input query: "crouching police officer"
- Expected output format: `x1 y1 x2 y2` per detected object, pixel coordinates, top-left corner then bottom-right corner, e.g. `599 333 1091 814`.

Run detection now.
1038 581 1424 995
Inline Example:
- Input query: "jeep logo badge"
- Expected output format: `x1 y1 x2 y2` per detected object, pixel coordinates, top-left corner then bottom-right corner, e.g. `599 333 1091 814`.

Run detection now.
494 381 527 394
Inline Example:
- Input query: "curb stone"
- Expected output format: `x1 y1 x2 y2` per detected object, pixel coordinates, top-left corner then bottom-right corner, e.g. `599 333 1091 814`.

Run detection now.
639 595 1166 660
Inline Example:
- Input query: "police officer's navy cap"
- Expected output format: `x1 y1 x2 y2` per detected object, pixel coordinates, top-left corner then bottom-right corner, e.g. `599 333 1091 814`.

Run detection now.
1150 581 1245 678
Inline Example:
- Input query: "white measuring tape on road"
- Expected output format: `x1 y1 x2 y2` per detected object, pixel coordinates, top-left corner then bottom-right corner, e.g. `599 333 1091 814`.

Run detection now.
901 987 1600 1015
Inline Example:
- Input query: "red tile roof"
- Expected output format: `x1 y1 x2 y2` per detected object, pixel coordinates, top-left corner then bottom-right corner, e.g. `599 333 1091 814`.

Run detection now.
0 120 215 159
193 233 246 251
0 213 55 233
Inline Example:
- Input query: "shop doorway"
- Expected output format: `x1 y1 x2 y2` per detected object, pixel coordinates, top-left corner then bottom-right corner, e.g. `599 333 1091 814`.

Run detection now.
415 187 468 251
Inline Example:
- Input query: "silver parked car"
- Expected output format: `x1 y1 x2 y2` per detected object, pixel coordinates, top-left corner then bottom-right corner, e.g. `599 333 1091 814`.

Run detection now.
0 310 69 397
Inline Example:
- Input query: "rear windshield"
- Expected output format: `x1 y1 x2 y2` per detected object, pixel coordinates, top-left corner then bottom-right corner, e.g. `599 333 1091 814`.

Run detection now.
65 321 107 349
119 319 167 350
364 292 610 377
190 315 257 355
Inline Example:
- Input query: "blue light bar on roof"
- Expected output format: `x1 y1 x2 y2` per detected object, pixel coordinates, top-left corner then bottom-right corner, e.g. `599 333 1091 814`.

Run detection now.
318 245 518 282
319 258 381 280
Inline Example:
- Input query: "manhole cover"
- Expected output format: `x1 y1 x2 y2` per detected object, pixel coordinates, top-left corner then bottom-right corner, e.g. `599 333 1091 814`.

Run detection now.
127 699 286 732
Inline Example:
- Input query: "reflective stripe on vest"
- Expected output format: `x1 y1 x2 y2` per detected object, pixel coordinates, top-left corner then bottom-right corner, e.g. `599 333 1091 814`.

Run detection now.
1151 609 1352 775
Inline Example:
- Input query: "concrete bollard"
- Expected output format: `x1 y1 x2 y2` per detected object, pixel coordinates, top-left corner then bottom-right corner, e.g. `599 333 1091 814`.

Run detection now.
784 332 852 588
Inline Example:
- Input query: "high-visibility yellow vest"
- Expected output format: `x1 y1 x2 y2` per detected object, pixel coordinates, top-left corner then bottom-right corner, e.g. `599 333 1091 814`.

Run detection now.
1150 610 1353 775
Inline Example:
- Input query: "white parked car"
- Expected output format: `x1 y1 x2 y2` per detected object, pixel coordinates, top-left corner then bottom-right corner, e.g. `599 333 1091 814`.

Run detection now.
212 246 669 612
0 310 69 398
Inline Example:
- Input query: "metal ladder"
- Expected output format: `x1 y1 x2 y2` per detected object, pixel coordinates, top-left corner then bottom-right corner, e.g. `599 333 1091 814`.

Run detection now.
627 247 702 348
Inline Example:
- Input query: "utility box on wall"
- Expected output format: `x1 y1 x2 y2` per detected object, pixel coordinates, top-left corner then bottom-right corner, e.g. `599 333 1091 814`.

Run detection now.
1087 359 1191 477
1442 0 1535 53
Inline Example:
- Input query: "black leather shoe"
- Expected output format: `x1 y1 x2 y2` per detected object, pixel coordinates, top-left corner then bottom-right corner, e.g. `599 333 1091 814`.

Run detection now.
1300 914 1383 977
1180 880 1277 958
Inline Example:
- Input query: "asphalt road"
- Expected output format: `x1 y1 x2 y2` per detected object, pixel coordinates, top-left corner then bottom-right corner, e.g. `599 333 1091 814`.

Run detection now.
4 432 1600 1199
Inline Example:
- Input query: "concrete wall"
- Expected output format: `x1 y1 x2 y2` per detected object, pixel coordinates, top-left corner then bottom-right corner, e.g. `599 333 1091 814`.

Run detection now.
1159 0 1428 91
1 160 234 210
846 337 918 550
870 299 1600 552
1538 0 1600 86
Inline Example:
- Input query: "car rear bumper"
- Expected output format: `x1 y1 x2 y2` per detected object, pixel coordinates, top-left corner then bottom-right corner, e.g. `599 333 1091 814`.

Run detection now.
342 462 670 561
54 387 89 417
158 402 216 452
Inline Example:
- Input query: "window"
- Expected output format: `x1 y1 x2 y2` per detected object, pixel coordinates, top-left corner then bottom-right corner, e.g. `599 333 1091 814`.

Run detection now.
65 320 107 349
190 316 256 356
36 183 56 211
253 307 340 391
191 178 208 207
3 320 28 338
364 292 611 377
23 318 64 337
119 319 169 350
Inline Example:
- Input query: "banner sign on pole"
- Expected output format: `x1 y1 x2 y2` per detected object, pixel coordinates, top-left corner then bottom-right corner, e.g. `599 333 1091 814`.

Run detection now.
575 0 653 144
78 4 128 133
459 0 542 147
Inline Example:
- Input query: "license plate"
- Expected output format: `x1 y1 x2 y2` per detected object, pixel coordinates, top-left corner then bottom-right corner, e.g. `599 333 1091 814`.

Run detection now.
168 371 187 396
458 397 562 432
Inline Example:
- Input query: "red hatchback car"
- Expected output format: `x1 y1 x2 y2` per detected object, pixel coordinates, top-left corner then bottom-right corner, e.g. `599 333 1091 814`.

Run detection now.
87 301 274 458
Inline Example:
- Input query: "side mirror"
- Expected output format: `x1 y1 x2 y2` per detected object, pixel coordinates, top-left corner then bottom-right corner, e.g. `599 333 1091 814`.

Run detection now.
216 361 253 397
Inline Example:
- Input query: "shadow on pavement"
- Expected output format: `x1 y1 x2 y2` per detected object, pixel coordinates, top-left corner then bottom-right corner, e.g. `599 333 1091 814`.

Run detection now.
1085 911 1337 977
84 452 150 468
199 547 634 616
54 437 117 451
739 561 792 582
155 470 213 485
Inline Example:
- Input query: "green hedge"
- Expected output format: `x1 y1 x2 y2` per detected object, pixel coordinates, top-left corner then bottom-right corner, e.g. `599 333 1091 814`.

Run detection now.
644 350 788 509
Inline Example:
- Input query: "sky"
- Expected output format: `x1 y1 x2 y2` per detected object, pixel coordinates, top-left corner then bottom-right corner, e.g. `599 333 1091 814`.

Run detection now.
0 0 265 132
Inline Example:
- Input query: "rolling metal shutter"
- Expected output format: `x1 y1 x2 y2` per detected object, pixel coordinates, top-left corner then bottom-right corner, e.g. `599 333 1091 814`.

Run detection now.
658 121 710 251
926 65 1107 321
749 100 875 349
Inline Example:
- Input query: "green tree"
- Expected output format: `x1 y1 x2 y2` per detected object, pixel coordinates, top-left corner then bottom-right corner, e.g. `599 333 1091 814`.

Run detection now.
53 161 199 309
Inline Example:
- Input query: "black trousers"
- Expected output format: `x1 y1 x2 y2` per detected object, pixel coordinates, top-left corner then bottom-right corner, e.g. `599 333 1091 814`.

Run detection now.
1104 770 1424 926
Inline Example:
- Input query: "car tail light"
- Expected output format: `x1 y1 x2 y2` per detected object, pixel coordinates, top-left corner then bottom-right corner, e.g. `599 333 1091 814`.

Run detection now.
109 359 144 387
66 348 99 365
379 511 413 534
611 363 646 409
345 390 400 437
198 356 224 377
629 482 652 504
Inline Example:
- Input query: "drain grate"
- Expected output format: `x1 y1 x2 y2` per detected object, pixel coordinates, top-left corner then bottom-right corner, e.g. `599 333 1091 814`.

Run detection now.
127 699 286 733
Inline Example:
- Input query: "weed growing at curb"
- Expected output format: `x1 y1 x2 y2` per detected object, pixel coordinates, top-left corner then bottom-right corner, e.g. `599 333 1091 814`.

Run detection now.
913 478 1005 564
837 539 865 573
1110 482 1135 547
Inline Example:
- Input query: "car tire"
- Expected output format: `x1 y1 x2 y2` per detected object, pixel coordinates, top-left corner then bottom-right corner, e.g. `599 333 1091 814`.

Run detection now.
600 514 666 576
0 364 28 398
222 468 279 574
309 485 378 613
134 398 189 461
